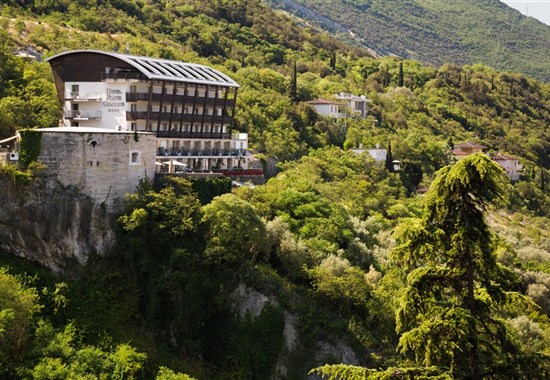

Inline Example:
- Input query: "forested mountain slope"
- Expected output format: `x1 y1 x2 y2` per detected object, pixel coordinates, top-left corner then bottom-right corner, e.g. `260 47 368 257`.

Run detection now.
1 0 550 379
265 0 550 82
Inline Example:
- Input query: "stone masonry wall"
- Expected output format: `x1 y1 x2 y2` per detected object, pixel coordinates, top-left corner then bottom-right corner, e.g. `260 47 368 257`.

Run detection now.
38 130 156 207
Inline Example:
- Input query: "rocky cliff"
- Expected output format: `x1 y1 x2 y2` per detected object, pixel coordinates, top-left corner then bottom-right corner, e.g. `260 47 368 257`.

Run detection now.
0 174 116 273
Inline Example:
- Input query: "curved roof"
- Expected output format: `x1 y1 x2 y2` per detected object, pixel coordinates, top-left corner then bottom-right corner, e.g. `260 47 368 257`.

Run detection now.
47 50 239 88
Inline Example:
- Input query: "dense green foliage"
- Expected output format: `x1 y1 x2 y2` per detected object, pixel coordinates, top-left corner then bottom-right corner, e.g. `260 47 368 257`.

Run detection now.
393 155 544 377
0 0 549 378
267 0 550 82
18 129 42 168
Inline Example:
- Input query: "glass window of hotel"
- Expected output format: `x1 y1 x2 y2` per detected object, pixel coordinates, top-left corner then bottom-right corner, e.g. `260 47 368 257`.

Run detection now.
71 84 79 96
131 122 137 131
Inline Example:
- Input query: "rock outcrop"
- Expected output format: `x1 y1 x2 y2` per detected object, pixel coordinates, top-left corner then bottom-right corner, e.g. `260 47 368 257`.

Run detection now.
0 174 116 273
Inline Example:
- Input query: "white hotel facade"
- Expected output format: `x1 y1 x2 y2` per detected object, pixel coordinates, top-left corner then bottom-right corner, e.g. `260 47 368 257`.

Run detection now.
47 50 251 172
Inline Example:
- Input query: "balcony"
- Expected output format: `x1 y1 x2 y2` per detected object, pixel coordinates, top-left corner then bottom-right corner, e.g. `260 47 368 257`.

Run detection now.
126 111 231 125
102 72 146 82
157 147 248 158
64 110 102 120
156 131 231 139
65 92 102 101
126 92 150 102
126 92 236 108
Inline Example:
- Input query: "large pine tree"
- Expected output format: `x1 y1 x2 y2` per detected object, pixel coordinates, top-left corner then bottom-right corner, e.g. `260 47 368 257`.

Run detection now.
392 154 544 378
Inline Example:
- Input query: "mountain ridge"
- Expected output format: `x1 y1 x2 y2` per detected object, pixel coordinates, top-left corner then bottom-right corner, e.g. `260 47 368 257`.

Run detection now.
264 0 550 82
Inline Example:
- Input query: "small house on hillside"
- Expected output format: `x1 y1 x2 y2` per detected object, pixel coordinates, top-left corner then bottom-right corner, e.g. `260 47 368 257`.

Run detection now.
306 98 345 119
351 147 386 162
492 153 522 181
452 142 487 160
336 93 370 118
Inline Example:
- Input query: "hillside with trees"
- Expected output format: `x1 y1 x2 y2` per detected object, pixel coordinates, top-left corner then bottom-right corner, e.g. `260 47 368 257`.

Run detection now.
265 0 550 82
0 0 550 378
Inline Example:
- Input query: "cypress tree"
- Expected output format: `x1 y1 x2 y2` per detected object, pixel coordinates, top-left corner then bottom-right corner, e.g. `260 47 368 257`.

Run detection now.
329 52 336 70
398 62 404 87
385 141 394 172
289 60 298 103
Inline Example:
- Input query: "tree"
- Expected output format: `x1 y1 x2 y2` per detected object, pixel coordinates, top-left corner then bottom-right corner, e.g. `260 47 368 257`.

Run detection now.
391 154 546 378
329 52 336 71
289 60 298 103
385 140 394 172
156 367 196 380
0 268 40 375
201 193 266 266
398 61 404 87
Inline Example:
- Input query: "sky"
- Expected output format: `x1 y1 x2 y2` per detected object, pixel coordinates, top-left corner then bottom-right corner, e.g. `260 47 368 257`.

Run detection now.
501 1 550 25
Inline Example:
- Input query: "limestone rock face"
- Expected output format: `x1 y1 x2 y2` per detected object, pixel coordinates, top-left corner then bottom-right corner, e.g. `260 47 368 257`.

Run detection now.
0 175 116 273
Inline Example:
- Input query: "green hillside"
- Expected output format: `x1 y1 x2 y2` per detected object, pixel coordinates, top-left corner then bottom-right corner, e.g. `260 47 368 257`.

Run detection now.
265 0 550 82
1 0 550 379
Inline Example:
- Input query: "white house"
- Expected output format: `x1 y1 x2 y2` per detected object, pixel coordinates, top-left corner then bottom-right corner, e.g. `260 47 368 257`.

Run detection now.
336 93 369 118
351 147 386 161
306 98 345 119
492 153 522 181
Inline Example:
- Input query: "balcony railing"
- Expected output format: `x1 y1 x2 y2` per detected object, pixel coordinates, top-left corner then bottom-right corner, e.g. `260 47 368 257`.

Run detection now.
65 92 102 101
126 92 150 102
126 92 236 108
126 112 231 125
157 148 249 157
64 110 102 120
156 131 231 139
102 72 146 81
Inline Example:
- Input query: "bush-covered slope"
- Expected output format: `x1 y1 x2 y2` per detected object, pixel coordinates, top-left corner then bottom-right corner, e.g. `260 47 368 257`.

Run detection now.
0 0 550 378
265 0 550 82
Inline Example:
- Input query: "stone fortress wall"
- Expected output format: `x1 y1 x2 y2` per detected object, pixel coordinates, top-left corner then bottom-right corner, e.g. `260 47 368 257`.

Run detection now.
37 128 156 206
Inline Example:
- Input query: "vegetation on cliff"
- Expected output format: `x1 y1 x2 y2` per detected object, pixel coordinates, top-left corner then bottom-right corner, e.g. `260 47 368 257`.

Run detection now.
0 0 549 378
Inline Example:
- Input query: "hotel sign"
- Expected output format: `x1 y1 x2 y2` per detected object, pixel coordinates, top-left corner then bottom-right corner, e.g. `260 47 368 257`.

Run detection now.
103 88 125 112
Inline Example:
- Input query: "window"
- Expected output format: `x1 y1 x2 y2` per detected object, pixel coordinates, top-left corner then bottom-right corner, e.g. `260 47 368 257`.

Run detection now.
162 105 168 113
71 84 79 96
174 106 179 113
131 122 137 131
131 104 137 112
130 151 140 164
130 85 137 94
